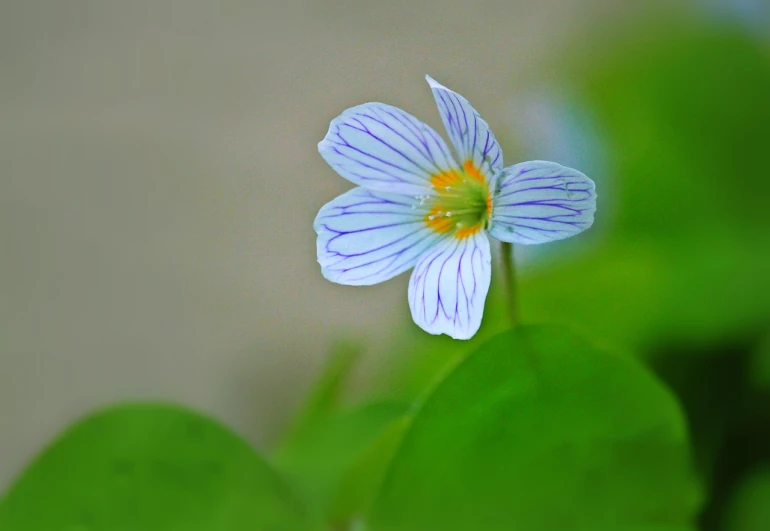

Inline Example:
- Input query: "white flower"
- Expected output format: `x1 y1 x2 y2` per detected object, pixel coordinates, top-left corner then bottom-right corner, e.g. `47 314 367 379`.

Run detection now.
315 76 596 340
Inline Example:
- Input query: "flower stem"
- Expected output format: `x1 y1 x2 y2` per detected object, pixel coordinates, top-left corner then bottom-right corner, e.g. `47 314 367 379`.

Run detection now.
500 241 518 328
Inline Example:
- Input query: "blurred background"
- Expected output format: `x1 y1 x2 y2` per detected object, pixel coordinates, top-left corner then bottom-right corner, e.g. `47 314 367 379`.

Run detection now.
1 1 769 529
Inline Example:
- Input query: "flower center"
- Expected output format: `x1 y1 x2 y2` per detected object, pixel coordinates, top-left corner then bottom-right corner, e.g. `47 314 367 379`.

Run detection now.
423 161 492 239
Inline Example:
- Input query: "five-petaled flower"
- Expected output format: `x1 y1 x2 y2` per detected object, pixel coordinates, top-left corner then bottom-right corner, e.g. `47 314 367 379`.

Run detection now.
314 76 596 340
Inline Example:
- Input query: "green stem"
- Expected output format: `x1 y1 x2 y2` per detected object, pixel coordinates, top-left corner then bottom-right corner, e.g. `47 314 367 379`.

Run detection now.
500 241 518 328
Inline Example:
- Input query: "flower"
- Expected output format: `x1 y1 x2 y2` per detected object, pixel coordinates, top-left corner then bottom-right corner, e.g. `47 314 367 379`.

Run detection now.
314 76 596 340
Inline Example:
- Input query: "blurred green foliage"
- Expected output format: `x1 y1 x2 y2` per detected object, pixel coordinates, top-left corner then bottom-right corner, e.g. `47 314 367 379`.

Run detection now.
273 401 408 523
0 404 314 530
328 415 409 523
721 467 770 531
750 334 770 390
279 340 363 446
270 341 410 524
521 21 770 355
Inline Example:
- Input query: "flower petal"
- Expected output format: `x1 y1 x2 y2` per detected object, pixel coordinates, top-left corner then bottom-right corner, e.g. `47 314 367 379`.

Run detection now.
315 187 447 286
488 161 596 245
426 75 503 177
318 102 458 195
408 232 491 340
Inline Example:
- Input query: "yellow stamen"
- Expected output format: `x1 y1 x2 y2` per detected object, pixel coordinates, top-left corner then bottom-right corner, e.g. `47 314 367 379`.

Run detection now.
425 206 455 234
424 160 492 239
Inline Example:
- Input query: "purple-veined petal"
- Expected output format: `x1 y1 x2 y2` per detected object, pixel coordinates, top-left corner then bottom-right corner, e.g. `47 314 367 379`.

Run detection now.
408 231 491 340
318 102 458 196
488 161 596 245
315 187 447 286
426 75 503 178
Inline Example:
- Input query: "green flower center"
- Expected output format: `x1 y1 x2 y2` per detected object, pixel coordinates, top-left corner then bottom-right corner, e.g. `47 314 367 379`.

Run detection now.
424 161 492 239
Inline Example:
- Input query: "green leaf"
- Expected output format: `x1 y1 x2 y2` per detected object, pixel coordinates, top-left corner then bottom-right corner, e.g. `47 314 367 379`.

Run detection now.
329 416 410 523
520 237 770 355
366 326 701 531
567 23 770 347
573 528 696 531
722 467 770 531
374 275 511 403
273 401 408 521
584 528 696 531
519 244 665 353
751 334 770 390
279 340 363 446
0 403 314 531
271 341 409 524
496 22 770 358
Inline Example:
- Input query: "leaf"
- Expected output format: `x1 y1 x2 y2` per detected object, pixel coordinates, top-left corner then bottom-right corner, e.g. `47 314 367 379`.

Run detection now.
271 341 408 524
374 274 512 403
508 22 770 354
328 416 410 523
722 467 770 531
519 243 665 353
751 334 770 390
0 403 315 531
273 401 408 521
585 528 696 531
366 326 701 531
279 340 363 446
520 238 770 355
567 23 770 347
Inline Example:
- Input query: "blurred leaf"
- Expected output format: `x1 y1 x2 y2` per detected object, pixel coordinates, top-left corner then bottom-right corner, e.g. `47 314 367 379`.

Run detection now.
520 243 664 353
509 22 770 354
649 339 756 494
750 334 770 390
578 23 770 239
280 340 363 445
375 274 512 403
722 467 770 531
581 528 696 531
355 524 695 531
520 236 770 355
271 341 408 524
0 402 314 531
273 401 408 521
570 23 770 346
329 416 410 523
366 326 701 531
